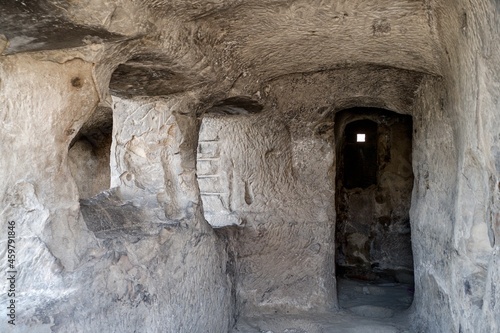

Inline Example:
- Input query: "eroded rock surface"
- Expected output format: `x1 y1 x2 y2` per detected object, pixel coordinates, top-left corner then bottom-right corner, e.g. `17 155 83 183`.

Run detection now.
0 1 499 333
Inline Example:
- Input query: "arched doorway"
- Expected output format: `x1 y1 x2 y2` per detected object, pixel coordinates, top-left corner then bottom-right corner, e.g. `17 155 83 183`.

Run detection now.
335 107 415 312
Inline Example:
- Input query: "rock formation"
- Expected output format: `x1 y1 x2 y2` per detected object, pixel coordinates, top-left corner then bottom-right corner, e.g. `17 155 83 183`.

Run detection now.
0 1 498 332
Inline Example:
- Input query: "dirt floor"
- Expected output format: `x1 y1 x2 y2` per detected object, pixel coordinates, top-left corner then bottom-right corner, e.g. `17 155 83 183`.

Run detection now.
232 278 414 333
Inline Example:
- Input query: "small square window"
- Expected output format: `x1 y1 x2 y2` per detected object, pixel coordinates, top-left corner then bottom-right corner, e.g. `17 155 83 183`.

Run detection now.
357 134 366 142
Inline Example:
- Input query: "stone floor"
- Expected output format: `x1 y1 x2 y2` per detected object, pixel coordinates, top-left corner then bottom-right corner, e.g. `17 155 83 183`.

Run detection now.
233 278 414 333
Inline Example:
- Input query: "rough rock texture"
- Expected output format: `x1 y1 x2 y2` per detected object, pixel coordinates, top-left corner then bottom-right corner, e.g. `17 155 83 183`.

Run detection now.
335 109 414 283
0 0 499 332
409 1 500 332
0 54 233 333
198 66 425 319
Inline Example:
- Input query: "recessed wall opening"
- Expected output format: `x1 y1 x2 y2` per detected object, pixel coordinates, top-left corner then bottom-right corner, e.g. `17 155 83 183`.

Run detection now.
68 106 113 199
335 107 415 314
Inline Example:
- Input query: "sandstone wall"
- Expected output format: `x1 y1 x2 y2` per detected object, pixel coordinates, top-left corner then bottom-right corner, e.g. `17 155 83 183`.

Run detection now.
0 1 499 332
199 66 425 316
0 54 233 333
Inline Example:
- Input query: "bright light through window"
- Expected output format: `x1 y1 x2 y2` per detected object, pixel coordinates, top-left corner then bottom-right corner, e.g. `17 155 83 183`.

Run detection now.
357 134 366 142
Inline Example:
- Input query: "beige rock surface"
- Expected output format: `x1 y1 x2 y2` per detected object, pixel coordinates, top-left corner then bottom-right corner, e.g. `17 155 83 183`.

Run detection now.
0 1 499 332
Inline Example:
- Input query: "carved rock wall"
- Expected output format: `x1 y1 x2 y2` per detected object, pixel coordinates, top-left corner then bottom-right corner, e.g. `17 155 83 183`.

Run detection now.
335 109 414 283
0 0 499 332
409 1 500 332
0 54 233 333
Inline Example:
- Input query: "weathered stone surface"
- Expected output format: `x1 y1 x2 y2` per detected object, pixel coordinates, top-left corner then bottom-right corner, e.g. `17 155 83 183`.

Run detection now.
198 107 337 314
0 54 232 333
408 1 500 332
0 0 499 332
0 1 130 54
335 109 414 282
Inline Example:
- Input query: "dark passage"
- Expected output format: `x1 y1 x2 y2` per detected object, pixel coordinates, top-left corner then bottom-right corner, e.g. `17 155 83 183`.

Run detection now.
335 108 414 294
